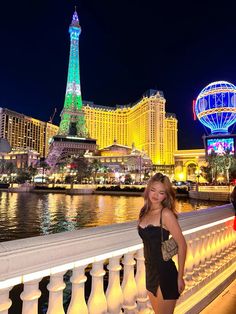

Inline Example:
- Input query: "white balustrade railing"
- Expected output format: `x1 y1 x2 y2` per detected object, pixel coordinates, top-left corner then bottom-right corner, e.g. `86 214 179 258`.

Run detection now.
0 204 235 314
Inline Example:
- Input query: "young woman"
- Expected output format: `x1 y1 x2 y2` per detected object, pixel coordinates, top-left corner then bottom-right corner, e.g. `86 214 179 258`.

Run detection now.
138 173 187 314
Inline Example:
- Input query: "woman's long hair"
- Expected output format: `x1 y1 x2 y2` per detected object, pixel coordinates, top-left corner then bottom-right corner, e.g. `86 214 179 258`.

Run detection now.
139 173 177 221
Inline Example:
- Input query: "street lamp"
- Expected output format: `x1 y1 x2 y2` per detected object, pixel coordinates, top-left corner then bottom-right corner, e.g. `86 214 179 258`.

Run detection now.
195 168 202 184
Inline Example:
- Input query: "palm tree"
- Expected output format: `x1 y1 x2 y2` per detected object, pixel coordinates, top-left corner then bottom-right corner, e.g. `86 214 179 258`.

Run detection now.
28 165 38 182
38 158 50 183
5 162 17 185
89 159 102 183
207 150 235 183
5 162 16 175
67 155 90 184
16 170 31 184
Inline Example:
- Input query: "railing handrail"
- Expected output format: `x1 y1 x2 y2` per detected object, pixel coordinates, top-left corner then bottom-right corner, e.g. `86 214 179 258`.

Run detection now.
0 204 234 283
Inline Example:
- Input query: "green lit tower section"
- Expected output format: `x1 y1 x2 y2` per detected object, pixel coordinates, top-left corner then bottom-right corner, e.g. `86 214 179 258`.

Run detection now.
58 9 87 137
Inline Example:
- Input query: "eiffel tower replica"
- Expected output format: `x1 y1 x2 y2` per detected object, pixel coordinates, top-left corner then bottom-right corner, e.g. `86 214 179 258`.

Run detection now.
47 9 96 168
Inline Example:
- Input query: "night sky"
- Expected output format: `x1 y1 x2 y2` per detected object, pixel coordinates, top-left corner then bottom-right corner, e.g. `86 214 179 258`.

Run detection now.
1 0 236 149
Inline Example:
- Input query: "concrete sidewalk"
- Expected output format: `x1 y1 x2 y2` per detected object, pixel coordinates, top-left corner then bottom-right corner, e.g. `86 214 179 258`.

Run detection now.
200 279 236 314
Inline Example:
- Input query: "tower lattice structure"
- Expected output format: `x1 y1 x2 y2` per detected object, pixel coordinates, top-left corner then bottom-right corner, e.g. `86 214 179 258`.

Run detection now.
59 10 87 137
46 9 96 168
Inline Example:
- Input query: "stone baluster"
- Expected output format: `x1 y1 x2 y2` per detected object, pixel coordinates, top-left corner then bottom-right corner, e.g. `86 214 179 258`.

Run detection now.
67 266 88 314
135 248 149 313
122 252 137 313
215 226 225 266
220 225 227 257
210 228 219 271
225 223 234 258
198 231 208 280
221 225 226 259
223 224 230 257
221 225 229 261
192 234 201 282
233 231 236 254
214 227 223 266
226 223 234 256
20 279 42 314
47 272 66 314
184 236 195 289
196 232 205 281
206 229 214 271
0 288 12 314
228 228 236 258
203 229 211 268
106 256 123 314
88 261 107 314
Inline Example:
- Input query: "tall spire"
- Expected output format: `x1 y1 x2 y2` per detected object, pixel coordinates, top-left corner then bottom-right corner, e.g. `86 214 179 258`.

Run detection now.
58 8 87 137
46 9 96 168
71 6 80 28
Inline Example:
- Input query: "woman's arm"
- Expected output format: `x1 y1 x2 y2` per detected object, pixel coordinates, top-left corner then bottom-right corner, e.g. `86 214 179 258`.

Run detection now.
163 209 187 292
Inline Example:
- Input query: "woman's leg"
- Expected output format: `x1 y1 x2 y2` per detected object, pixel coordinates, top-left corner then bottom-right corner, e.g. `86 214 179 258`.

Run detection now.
147 290 158 313
147 287 177 314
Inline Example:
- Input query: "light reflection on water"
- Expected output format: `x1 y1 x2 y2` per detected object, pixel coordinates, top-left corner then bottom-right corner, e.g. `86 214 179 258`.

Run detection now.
0 192 226 242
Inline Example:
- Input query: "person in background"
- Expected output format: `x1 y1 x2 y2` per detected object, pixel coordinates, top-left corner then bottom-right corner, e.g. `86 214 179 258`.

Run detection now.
138 173 187 314
230 185 236 210
230 185 236 231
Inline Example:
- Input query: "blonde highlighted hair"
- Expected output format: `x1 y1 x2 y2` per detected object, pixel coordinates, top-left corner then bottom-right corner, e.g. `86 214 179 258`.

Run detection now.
139 173 177 221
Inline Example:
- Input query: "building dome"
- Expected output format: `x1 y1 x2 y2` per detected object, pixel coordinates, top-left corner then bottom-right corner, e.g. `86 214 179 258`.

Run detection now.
195 81 236 134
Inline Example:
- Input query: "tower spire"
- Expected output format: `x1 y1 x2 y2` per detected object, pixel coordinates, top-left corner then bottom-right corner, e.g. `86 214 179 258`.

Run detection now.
58 8 87 137
71 6 80 27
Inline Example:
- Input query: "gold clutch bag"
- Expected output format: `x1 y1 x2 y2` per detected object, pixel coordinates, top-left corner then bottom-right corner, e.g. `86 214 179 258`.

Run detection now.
161 237 178 261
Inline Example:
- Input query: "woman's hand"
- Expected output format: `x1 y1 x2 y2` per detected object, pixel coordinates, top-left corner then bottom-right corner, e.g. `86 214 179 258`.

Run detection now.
178 276 185 294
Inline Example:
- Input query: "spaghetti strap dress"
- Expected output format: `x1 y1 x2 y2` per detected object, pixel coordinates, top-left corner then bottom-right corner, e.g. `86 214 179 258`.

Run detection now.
138 222 180 299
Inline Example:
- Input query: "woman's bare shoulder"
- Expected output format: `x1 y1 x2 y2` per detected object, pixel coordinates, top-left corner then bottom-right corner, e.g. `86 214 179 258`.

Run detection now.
162 208 177 220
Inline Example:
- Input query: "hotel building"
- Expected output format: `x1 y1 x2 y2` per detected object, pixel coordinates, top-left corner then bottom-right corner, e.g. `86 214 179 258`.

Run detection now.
0 108 59 157
0 89 177 165
83 89 178 165
0 147 40 170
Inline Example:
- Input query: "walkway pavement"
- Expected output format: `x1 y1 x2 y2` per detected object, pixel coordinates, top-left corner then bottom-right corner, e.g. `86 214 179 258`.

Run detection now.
200 279 236 314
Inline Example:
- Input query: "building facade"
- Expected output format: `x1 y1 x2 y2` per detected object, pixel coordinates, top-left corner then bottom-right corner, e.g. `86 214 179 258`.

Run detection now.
83 89 178 165
0 148 39 170
164 113 178 165
0 108 59 157
84 141 153 183
174 149 206 182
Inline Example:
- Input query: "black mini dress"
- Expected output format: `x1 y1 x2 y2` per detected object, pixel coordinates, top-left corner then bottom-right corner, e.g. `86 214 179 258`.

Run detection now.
138 224 180 300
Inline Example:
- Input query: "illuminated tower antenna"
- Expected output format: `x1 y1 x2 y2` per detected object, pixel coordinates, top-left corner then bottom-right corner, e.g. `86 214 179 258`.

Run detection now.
58 8 87 137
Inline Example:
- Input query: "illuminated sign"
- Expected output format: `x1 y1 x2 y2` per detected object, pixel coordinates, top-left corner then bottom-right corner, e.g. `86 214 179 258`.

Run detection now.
207 137 235 155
